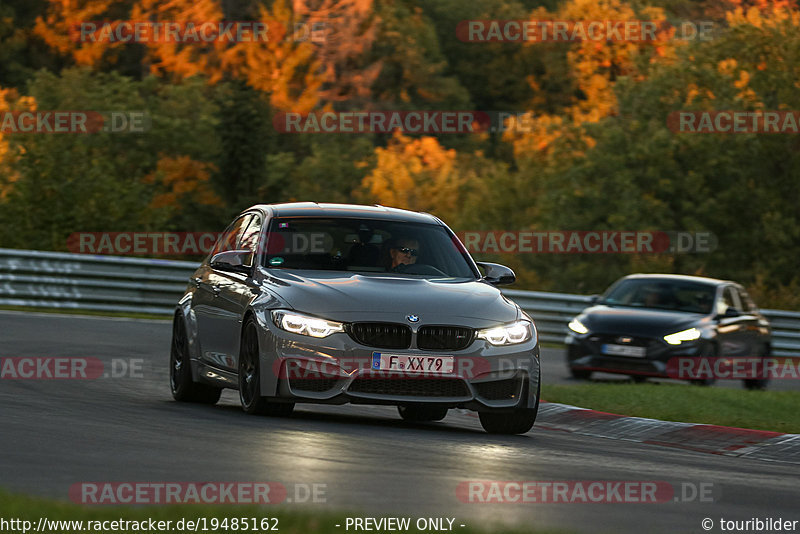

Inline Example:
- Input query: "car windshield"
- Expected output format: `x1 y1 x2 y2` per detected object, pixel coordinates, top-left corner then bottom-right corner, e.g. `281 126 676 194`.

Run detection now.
602 278 716 314
261 217 477 279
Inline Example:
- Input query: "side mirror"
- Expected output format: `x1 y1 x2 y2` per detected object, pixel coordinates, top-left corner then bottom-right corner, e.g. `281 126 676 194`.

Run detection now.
589 294 600 304
210 249 253 274
476 262 516 286
715 307 741 320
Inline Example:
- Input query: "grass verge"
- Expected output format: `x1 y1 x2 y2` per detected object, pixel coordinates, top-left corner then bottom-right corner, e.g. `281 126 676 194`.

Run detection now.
0 490 571 534
542 383 800 434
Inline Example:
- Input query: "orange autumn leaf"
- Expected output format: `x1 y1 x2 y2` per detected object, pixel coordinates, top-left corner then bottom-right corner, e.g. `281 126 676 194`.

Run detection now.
359 131 460 215
144 155 222 210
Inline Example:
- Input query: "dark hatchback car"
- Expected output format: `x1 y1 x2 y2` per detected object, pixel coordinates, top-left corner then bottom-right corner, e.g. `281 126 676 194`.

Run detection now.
565 274 772 389
170 203 541 434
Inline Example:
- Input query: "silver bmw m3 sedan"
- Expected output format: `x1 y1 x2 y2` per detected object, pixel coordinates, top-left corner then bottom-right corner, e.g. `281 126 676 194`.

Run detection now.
170 202 541 434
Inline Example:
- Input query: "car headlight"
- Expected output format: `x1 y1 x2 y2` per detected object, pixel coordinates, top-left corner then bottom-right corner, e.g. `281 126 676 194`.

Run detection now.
477 320 534 346
568 318 589 335
271 310 344 338
663 328 701 345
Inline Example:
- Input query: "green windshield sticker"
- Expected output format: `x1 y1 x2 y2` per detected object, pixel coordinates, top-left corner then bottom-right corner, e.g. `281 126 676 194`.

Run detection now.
269 257 284 266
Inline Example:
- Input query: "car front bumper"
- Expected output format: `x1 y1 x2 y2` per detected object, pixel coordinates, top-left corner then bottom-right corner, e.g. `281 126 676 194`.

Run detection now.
256 312 541 411
565 331 710 378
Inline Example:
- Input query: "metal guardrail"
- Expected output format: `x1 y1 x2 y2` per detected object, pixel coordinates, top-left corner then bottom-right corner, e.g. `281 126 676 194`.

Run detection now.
1 248 799 357
0 248 197 316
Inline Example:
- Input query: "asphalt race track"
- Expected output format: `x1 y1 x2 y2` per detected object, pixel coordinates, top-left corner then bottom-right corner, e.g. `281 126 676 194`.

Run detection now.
1 310 799 534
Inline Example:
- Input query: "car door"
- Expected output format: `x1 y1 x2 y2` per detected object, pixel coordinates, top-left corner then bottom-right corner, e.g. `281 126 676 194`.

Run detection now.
734 285 766 357
192 213 253 371
212 212 266 373
714 285 749 357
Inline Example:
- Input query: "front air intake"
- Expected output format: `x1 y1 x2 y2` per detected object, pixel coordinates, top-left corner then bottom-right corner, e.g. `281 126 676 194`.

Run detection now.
346 322 412 349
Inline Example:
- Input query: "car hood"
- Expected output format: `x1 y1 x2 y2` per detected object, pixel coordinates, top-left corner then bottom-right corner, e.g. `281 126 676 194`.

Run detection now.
261 270 519 327
579 305 705 337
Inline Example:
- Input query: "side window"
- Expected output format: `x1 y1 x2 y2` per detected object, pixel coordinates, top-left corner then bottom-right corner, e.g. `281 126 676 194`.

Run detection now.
238 214 263 266
736 287 756 313
211 214 252 256
716 287 740 315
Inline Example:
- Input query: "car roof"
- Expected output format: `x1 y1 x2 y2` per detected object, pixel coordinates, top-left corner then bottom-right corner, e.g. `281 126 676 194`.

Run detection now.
621 273 733 286
247 202 442 224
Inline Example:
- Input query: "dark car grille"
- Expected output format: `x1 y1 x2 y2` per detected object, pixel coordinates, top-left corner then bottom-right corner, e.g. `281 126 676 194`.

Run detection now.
474 377 522 400
591 334 653 347
417 326 474 351
289 377 338 393
348 377 470 397
347 323 411 349
588 358 657 373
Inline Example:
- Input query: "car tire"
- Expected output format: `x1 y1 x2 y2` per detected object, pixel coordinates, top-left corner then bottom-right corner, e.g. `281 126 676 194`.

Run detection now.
170 313 222 404
570 368 592 380
743 344 771 391
689 344 718 386
478 371 540 435
397 405 448 422
238 317 295 416
479 408 538 435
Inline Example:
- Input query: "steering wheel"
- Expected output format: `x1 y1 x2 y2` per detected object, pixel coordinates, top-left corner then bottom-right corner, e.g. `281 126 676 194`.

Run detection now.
393 263 447 276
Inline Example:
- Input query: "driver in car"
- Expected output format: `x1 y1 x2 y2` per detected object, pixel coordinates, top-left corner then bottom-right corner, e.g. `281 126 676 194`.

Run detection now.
388 237 419 272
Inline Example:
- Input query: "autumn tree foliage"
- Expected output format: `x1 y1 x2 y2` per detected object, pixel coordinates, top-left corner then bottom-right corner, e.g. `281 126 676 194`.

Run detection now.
0 87 35 199
144 155 221 210
489 0 800 304
33 0 135 68
359 131 462 219
34 0 323 111
504 0 682 164
3 0 800 304
291 0 382 106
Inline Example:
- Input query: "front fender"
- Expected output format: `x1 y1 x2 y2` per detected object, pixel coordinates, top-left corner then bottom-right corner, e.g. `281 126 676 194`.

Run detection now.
253 307 281 397
175 293 203 382
526 349 542 409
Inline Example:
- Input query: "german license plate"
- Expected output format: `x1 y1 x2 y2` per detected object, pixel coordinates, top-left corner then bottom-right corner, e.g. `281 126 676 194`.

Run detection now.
371 353 454 373
601 344 646 358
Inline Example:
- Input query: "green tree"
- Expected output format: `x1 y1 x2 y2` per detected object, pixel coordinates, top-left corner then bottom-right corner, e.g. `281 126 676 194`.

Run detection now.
367 0 470 110
504 7 800 302
0 68 223 249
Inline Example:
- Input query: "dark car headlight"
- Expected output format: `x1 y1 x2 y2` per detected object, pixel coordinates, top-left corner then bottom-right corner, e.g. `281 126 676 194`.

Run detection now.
663 327 701 345
568 318 589 335
271 310 344 338
477 320 535 346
